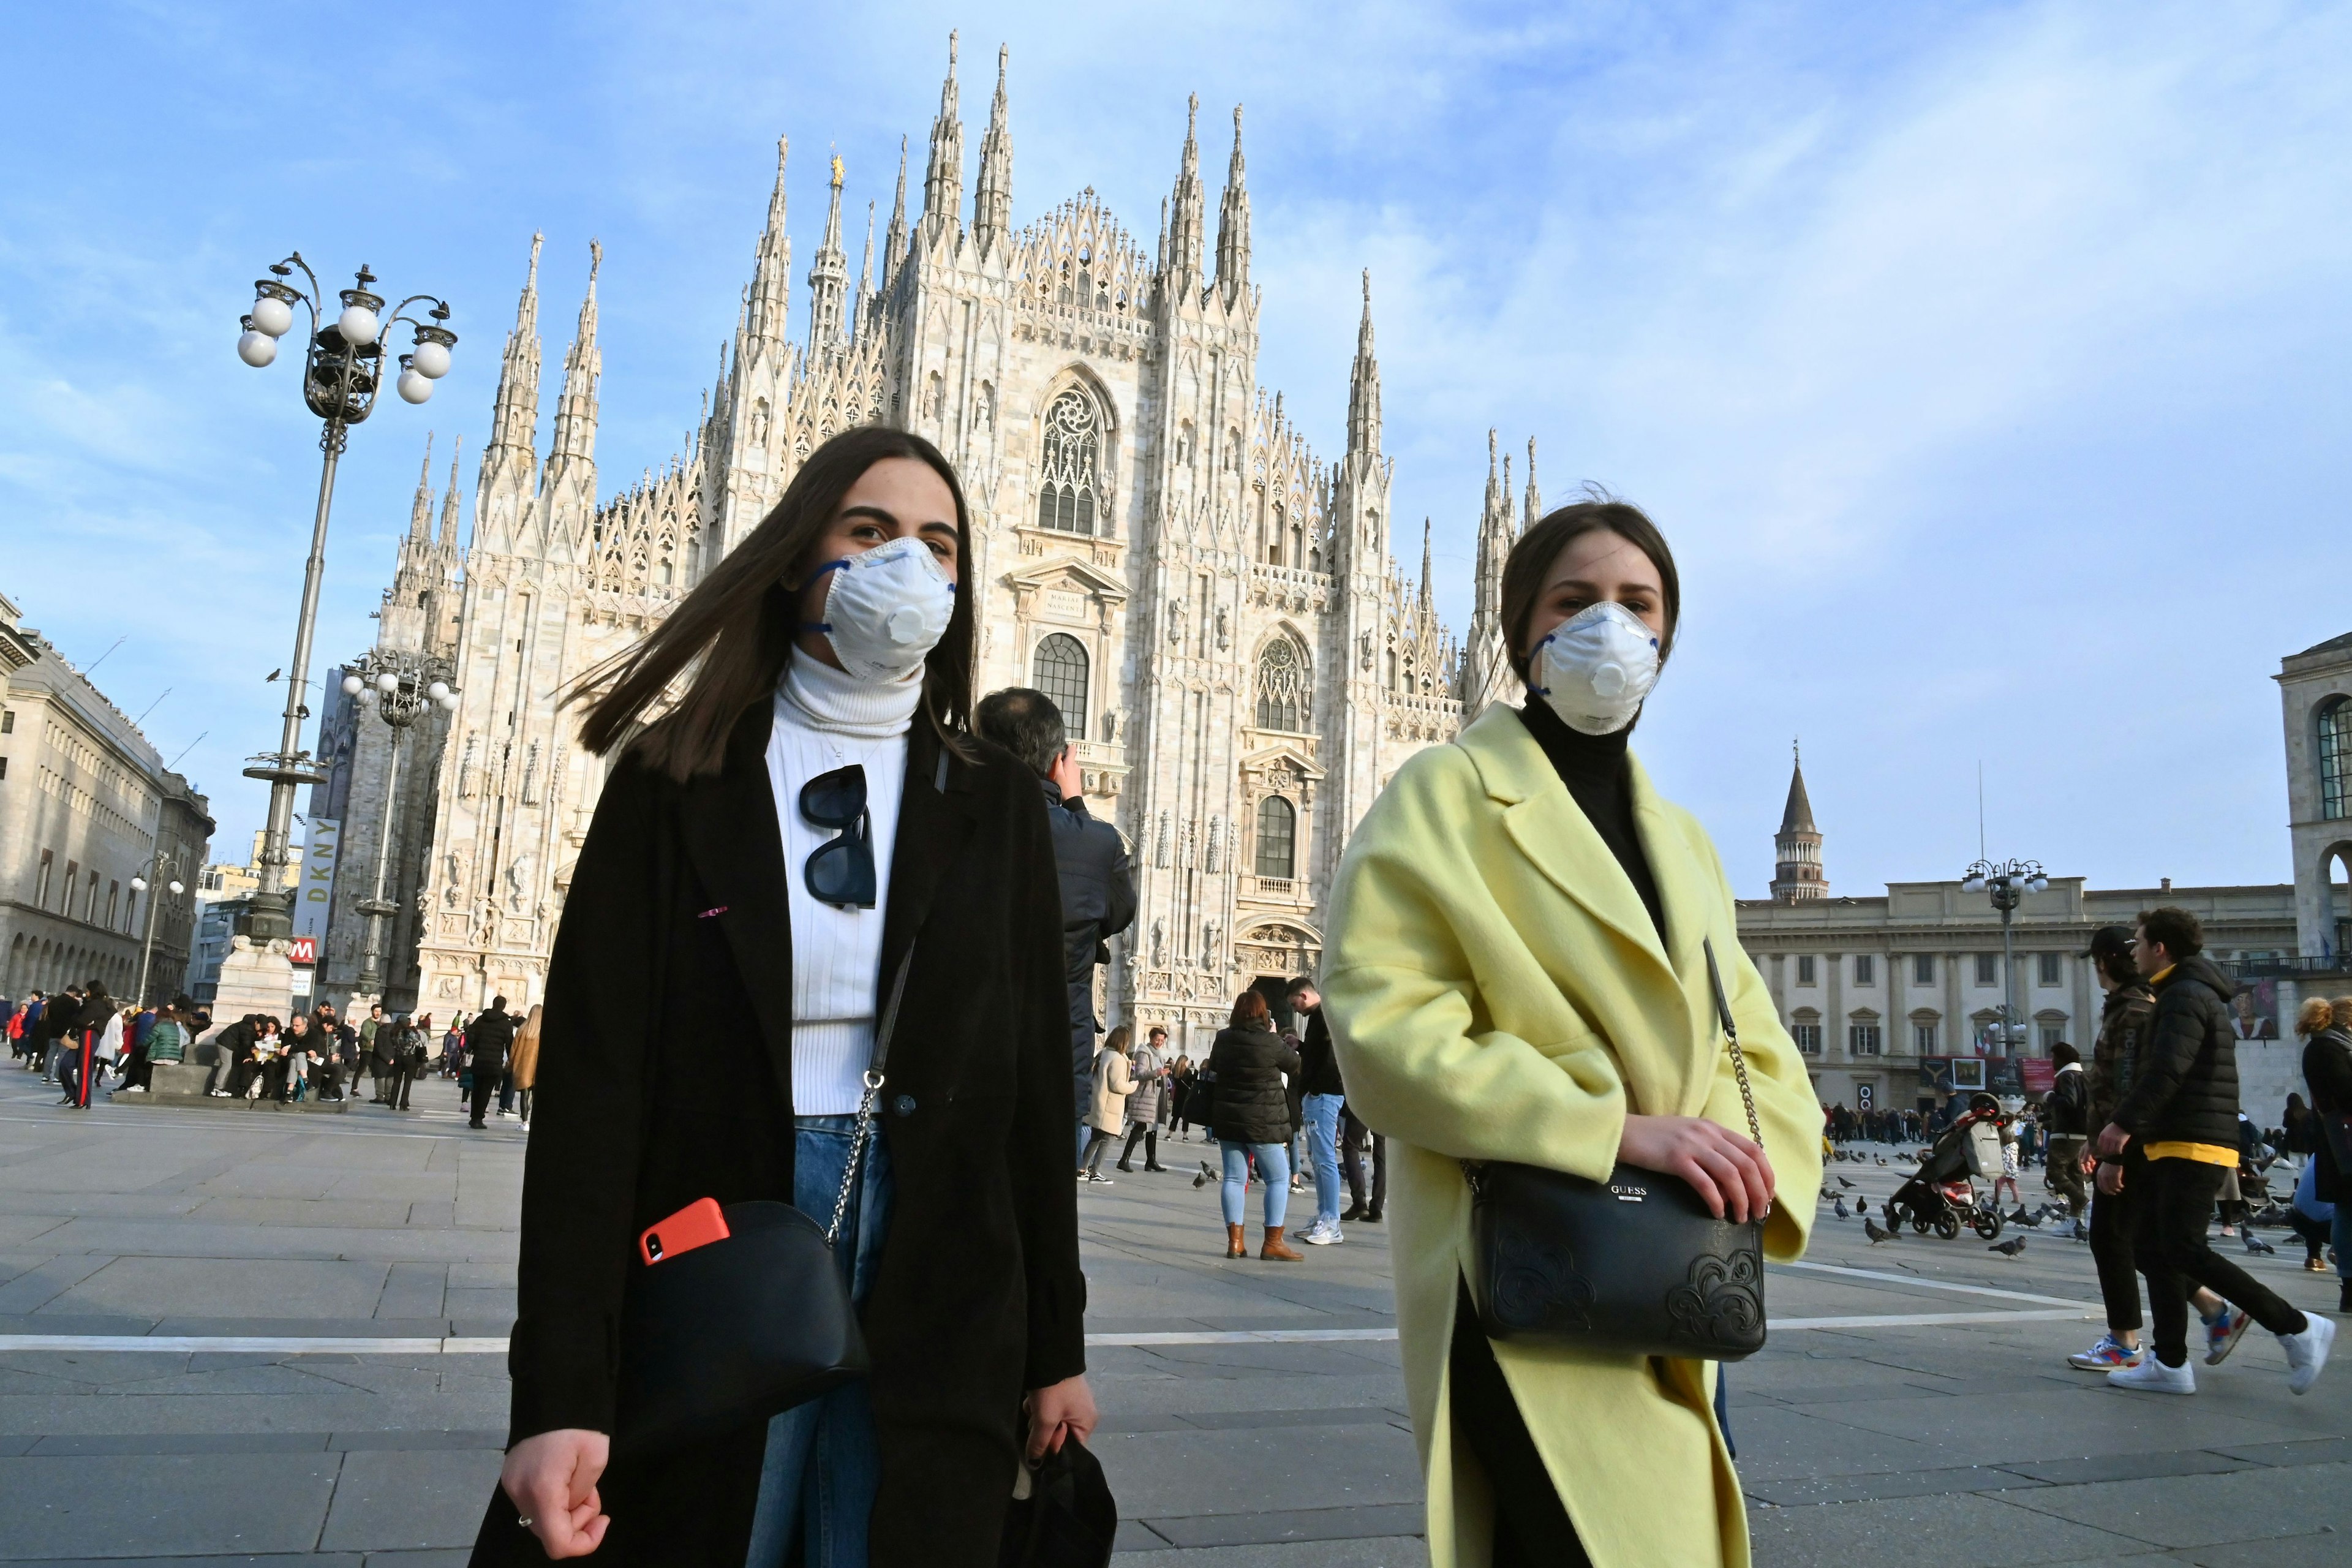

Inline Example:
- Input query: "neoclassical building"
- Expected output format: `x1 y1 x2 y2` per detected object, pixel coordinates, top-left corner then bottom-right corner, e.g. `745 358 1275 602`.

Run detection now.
319 38 1539 1049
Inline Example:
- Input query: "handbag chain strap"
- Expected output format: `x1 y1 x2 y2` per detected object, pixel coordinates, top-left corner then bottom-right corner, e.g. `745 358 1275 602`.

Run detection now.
826 946 916 1249
1702 937 1764 1147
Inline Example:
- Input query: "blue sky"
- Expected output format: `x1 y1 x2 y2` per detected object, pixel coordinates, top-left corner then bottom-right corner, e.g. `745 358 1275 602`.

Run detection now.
3 1 2346 899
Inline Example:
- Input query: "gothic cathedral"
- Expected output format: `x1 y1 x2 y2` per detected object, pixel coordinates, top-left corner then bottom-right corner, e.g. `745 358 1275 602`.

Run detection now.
320 36 1542 1048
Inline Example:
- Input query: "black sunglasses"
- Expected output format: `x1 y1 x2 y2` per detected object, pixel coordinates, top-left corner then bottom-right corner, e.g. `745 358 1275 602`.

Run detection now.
801 764 876 909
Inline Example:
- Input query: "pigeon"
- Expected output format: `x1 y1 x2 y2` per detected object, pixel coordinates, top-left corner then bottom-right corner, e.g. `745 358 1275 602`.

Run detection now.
1836 1176 1856 1189
1834 1195 1850 1220
1863 1215 1898 1244
1989 1237 2027 1257
1191 1161 1215 1189
1875 1155 1890 1165
265 668 282 682
2008 1207 2041 1228
2244 1233 2275 1256
1855 1197 1869 1216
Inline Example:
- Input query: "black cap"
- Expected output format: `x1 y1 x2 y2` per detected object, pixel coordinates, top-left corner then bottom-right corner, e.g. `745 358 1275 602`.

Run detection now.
2085 924 2135 962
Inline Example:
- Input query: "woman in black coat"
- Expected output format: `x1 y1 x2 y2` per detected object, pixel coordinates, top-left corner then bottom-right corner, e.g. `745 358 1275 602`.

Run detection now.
1205 992 1303 1261
475 428 1091 1567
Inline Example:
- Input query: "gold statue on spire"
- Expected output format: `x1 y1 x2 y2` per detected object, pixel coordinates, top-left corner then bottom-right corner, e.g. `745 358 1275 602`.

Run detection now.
829 151 845 189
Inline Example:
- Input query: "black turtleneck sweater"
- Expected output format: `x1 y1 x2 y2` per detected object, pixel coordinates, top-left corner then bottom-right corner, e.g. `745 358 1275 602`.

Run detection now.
1515 701 1667 941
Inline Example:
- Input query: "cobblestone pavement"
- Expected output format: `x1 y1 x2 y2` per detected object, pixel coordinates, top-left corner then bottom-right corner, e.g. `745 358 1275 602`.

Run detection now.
0 1074 2343 1566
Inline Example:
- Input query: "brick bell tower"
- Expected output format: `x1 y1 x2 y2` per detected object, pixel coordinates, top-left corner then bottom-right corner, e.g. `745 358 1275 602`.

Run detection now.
1771 740 1826 903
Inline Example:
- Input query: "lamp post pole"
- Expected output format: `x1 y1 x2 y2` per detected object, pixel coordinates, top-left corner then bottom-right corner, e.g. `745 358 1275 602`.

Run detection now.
130 853 187 1006
338 657 461 1000
233 256 456 945
1962 858 2046 1060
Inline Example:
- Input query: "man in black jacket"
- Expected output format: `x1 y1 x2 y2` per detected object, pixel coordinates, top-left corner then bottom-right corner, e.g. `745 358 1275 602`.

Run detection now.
464 998 518 1129
976 688 1138 1153
2098 907 2331 1394
38 986 83 1084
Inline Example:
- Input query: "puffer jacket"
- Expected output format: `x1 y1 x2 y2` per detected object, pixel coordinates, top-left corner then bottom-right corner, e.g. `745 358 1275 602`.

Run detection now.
1125 1044 1167 1126
2088 982 2154 1134
2304 1025 2352 1202
2111 956 2241 1149
1085 1044 1134 1135
1205 1022 1301 1146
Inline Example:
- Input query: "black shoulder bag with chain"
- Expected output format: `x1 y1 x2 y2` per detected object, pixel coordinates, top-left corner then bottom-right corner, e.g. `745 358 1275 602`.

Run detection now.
1464 938 1770 1360
611 950 916 1460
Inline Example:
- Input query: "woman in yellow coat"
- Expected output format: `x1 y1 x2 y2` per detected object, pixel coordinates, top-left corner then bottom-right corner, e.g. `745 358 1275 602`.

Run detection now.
1324 500 1820 1568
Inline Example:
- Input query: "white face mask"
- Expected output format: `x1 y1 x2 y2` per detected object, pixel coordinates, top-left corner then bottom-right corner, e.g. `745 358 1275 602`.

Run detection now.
1530 601 1662 736
801 536 957 683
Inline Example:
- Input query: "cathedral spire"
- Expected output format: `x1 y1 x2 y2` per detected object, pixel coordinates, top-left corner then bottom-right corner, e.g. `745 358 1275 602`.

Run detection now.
883 135 910 288
437 435 464 551
1523 436 1542 526
1214 104 1250 304
485 232 543 466
1167 94 1205 288
1771 741 1827 902
408 432 435 542
921 31 965 249
745 138 791 347
972 43 1013 255
1345 270 1381 457
1419 518 1434 607
856 200 875 340
547 240 601 470
807 151 850 347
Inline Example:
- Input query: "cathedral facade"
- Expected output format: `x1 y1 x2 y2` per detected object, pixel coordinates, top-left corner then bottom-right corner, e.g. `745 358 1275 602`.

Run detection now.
320 37 1538 1048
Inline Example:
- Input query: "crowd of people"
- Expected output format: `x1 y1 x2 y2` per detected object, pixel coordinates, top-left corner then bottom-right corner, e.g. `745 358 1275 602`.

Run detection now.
0 986 543 1124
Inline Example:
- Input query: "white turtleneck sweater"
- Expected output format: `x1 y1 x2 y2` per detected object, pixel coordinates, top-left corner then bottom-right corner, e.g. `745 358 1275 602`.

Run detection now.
765 653 921 1114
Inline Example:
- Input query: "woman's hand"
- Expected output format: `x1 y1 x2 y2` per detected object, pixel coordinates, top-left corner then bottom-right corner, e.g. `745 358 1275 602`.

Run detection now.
1024 1373 1098 1461
1616 1114 1775 1223
500 1428 610 1559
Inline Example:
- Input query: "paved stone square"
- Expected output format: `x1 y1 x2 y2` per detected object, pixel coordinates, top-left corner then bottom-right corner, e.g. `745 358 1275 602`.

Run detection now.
0 1073 2343 1566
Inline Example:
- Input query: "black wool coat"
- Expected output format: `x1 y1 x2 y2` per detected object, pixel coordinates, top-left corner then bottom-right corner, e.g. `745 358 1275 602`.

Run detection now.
469 706 1087 1568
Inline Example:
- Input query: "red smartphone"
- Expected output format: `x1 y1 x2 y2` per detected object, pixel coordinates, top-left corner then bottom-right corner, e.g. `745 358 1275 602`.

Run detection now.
639 1197 729 1265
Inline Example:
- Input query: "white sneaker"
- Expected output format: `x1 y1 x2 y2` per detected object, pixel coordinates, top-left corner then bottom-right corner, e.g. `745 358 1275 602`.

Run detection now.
1302 1221 1343 1246
2280 1312 2335 1396
2107 1356 2195 1395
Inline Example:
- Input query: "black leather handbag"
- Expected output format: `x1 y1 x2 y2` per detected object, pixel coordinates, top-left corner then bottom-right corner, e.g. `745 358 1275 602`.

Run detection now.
611 954 914 1460
1466 940 1770 1360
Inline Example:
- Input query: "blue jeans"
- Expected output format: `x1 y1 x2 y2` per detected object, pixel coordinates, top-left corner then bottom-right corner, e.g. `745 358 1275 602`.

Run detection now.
1220 1141 1291 1227
1302 1093 1344 1229
745 1115 895 1568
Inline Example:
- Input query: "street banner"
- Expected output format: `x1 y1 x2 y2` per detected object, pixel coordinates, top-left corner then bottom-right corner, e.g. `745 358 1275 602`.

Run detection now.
293 818 341 951
2020 1058 2056 1095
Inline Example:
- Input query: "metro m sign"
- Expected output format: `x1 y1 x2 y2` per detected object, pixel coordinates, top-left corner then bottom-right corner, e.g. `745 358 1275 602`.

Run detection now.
288 937 317 966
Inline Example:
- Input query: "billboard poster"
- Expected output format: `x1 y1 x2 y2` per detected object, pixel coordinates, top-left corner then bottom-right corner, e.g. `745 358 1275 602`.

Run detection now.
1920 1057 1951 1091
1989 1056 2024 1096
2230 978 2278 1042
2020 1058 2056 1096
293 818 341 950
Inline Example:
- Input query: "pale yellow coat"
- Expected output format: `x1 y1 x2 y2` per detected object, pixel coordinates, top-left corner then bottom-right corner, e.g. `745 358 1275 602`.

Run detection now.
1324 704 1822 1568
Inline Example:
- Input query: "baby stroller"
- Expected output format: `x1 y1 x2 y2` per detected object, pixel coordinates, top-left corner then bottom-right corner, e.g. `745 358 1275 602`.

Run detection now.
1884 1098 2006 1241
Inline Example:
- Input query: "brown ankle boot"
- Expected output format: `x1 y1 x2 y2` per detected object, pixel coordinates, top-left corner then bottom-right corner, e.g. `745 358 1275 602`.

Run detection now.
1225 1223 1247 1258
1259 1225 1303 1261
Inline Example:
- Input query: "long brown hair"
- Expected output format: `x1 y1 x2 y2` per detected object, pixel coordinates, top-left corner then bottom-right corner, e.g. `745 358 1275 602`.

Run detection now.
575 426 978 781
1498 495 1681 684
1229 990 1272 1031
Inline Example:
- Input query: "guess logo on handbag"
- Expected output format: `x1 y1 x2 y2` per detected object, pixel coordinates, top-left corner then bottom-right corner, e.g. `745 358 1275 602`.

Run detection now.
1608 1182 1649 1202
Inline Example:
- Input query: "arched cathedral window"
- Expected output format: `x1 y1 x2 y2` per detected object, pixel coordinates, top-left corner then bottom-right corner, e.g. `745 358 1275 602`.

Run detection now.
1035 390 1101 536
1255 796 1297 881
1256 637 1309 732
2321 696 2352 820
1034 633 1090 740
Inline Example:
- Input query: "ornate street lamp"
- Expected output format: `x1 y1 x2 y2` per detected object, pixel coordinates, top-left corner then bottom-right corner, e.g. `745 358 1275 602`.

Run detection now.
339 657 461 998
129 852 188 1005
234 255 456 944
1961 857 2048 1057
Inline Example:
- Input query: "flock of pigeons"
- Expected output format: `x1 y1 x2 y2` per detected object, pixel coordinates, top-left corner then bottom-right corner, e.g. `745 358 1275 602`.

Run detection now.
1820 1171 2084 1259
